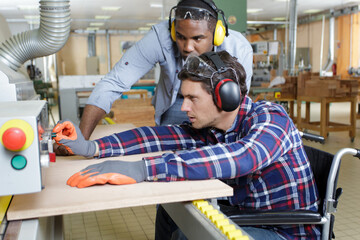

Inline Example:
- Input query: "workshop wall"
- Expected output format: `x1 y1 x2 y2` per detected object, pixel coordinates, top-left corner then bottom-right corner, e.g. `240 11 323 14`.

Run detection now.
247 12 360 77
58 12 359 77
247 19 334 73
56 34 143 75
337 13 360 78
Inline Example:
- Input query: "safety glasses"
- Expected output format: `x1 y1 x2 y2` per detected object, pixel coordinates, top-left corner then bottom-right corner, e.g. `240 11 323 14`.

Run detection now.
183 55 239 84
172 6 216 21
183 55 217 78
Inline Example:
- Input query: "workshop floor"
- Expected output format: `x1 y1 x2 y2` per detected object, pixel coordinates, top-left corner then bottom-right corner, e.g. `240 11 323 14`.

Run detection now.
52 102 360 240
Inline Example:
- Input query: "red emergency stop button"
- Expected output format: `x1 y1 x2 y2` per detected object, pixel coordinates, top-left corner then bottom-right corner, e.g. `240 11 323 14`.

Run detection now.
0 119 34 151
2 127 26 151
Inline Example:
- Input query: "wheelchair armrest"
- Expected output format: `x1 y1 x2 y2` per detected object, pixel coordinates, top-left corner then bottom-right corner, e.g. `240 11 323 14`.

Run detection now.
227 210 322 225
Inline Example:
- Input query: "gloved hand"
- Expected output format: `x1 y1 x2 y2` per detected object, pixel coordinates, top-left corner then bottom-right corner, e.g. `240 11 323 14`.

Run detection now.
67 160 147 188
52 119 96 158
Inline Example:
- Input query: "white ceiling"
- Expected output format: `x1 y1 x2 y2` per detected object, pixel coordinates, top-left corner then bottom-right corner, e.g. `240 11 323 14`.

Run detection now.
0 0 359 32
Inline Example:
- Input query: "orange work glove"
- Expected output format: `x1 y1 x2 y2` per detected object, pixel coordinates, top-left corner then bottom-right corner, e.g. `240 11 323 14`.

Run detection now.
67 160 147 188
52 119 96 158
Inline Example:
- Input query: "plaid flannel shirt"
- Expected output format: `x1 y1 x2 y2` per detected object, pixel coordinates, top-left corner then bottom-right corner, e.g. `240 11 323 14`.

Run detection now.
95 96 320 239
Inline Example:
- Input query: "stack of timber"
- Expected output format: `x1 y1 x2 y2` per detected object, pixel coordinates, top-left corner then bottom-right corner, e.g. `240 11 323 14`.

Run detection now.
298 72 358 97
110 98 155 127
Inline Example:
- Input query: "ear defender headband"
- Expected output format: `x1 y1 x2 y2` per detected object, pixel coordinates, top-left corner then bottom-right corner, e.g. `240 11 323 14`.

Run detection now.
168 0 229 46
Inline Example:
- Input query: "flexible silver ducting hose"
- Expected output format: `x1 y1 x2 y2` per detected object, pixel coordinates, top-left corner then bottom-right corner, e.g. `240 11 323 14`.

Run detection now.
0 0 71 71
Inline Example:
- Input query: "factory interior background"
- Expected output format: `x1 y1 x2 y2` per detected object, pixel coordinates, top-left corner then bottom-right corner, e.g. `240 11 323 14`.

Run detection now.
1 0 360 239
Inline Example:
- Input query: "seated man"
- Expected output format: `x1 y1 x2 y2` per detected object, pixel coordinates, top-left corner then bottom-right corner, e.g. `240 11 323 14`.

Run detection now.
53 50 320 240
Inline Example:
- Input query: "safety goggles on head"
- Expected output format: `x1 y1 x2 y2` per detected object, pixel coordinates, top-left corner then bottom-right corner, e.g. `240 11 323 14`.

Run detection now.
171 6 217 21
183 55 239 84
183 54 217 78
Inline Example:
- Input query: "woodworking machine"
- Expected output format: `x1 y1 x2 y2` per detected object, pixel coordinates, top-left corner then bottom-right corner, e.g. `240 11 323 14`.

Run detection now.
0 100 53 196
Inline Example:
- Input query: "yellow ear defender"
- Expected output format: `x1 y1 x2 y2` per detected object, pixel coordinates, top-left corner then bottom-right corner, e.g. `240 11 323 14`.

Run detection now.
171 21 176 42
213 20 226 46
170 19 226 46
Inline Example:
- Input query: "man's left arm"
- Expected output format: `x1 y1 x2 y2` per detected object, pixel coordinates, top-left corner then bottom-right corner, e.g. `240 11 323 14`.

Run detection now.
144 106 295 182
95 125 208 158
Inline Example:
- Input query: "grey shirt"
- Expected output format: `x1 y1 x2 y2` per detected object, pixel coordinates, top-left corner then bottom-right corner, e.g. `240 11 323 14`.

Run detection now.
87 21 253 125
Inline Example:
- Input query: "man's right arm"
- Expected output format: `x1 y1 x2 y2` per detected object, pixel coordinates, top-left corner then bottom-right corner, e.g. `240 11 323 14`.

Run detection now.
81 23 166 138
79 104 106 140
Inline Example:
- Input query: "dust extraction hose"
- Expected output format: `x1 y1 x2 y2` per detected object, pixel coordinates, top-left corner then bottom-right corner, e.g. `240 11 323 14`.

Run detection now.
0 0 71 71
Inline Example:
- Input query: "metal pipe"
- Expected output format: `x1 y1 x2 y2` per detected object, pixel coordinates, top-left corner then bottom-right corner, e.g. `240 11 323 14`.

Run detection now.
320 15 325 76
322 10 335 72
273 28 277 40
349 14 353 68
106 29 111 72
288 0 298 75
247 20 288 25
0 0 71 72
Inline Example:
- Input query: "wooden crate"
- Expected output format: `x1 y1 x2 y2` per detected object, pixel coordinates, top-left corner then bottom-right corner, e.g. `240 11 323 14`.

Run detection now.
110 98 155 127
304 80 337 97
298 73 358 98
281 76 297 98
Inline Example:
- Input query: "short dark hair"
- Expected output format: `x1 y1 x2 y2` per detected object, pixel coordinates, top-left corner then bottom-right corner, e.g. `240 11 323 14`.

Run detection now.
175 0 218 32
178 50 247 103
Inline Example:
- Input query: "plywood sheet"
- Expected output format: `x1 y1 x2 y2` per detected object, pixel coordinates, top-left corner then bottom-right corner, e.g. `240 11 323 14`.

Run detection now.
7 124 233 220
89 123 135 139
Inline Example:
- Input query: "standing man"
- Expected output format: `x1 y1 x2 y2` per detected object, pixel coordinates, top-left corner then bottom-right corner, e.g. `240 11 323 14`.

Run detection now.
79 0 253 139
54 51 320 239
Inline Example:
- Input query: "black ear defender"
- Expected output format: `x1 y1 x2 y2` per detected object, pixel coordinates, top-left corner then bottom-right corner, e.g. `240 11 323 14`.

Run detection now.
168 0 229 46
203 52 241 112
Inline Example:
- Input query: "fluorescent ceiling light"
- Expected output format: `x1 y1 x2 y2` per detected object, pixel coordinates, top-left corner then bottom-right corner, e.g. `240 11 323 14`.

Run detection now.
101 6 121 11
95 15 111 20
150 3 163 8
158 16 169 20
24 15 40 19
247 9 263 13
87 27 99 31
146 23 157 26
0 7 17 11
303 9 322 14
272 17 286 21
90 22 105 26
274 0 289 2
138 27 151 31
18 5 38 10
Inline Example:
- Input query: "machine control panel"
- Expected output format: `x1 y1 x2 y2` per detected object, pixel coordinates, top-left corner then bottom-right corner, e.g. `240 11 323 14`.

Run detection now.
0 100 51 196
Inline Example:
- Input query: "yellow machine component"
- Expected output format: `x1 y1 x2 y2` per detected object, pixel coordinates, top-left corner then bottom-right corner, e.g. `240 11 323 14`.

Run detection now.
0 196 12 224
104 117 116 125
192 200 250 240
274 92 281 99
0 119 34 151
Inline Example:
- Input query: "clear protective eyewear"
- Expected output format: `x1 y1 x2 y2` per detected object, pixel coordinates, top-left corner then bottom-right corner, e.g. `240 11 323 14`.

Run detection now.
183 55 239 87
172 6 216 21
183 55 217 78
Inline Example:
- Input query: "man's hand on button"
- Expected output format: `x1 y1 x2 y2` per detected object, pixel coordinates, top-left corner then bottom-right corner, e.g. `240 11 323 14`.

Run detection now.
52 119 96 158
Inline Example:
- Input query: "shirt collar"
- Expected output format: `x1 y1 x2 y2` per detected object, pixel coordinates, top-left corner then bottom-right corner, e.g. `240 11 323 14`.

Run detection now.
227 95 252 133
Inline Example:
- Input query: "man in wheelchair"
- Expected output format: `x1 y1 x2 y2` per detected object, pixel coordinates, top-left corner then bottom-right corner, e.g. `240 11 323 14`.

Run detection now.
53 51 320 239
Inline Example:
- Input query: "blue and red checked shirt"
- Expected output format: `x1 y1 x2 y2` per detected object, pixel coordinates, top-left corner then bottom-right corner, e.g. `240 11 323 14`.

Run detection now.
95 96 320 239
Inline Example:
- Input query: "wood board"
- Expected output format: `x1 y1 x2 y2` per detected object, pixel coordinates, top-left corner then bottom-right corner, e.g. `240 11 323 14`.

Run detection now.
7 124 233 221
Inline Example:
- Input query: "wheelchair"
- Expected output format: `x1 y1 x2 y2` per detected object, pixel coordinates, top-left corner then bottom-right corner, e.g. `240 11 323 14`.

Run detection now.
222 133 360 240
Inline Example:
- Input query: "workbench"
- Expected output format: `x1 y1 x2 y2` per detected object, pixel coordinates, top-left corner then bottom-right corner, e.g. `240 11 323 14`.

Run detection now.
296 95 357 141
4 124 236 240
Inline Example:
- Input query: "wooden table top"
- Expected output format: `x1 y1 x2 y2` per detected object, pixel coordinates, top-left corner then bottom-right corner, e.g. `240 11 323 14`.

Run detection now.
7 124 233 220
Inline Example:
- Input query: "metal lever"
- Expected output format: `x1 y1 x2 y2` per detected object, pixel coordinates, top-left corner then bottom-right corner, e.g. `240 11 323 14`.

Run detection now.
299 132 325 144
